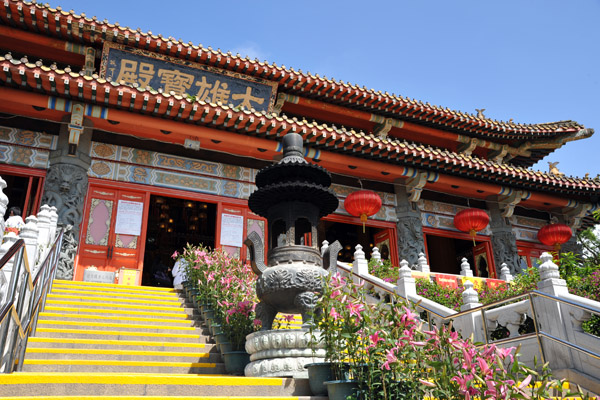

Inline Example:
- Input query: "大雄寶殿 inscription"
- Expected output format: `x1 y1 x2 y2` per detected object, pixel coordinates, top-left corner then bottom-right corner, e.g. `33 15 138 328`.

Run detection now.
100 42 277 113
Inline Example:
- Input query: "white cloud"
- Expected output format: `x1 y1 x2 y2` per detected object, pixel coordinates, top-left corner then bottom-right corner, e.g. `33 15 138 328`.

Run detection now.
230 42 267 61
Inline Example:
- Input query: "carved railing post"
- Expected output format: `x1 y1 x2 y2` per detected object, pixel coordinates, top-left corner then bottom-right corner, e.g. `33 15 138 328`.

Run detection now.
0 176 8 236
48 206 58 242
352 244 368 284
320 240 329 257
371 247 382 266
499 263 513 282
0 232 18 300
395 259 416 298
21 216 39 273
534 252 572 370
461 281 482 311
460 257 473 277
456 280 484 342
36 205 52 250
416 252 430 273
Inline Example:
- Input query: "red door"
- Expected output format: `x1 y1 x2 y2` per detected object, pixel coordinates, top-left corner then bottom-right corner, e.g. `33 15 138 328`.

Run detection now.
473 242 495 278
374 228 397 264
74 185 148 284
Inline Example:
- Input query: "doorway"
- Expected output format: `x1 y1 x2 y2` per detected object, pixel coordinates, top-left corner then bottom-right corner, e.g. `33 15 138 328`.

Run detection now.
425 234 492 277
142 195 217 286
318 220 396 264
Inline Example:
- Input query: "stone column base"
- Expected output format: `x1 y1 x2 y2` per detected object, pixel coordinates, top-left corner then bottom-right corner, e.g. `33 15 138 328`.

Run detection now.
244 328 325 378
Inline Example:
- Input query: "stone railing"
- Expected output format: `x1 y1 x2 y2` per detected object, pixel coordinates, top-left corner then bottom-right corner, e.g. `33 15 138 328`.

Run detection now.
0 176 60 293
327 242 600 389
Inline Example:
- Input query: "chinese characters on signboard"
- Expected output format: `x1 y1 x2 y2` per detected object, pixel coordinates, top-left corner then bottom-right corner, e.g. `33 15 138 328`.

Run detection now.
100 42 277 113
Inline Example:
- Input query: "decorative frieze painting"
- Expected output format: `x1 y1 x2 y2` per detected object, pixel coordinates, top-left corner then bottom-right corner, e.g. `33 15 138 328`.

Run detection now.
0 126 57 169
89 142 257 200
89 141 399 222
419 199 492 236
509 215 547 242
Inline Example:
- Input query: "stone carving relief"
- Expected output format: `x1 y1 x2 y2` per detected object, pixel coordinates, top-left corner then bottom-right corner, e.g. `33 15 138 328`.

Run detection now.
56 224 77 280
397 215 425 266
41 163 88 237
492 231 521 275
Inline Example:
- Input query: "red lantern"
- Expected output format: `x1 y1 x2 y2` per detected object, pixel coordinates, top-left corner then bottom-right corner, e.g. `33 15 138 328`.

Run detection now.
344 190 382 232
537 223 572 251
453 208 490 245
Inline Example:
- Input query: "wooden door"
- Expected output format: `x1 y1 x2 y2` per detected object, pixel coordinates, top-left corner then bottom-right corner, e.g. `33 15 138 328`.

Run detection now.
75 186 147 283
473 242 493 278
374 229 394 263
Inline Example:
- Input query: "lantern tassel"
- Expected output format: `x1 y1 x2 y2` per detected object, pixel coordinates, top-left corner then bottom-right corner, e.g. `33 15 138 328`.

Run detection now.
470 229 476 246
360 214 367 233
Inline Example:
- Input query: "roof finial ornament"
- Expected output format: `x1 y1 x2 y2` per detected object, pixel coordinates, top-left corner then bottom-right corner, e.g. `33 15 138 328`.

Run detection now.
475 108 486 118
548 162 564 176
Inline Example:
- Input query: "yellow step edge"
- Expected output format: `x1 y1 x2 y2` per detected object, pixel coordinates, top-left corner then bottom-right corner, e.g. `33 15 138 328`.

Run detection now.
45 300 184 312
23 359 216 368
25 347 210 358
36 327 201 338
37 320 197 331
51 288 180 300
53 280 177 292
0 372 284 386
28 337 207 348
39 312 192 324
52 283 180 295
44 306 189 317
47 293 182 305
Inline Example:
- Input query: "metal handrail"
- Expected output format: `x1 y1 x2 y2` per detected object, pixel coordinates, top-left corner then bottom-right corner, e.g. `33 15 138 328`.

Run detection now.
339 260 600 368
0 229 64 373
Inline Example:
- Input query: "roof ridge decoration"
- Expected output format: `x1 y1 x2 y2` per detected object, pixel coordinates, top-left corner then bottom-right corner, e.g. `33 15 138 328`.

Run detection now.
4 0 592 141
1 53 599 196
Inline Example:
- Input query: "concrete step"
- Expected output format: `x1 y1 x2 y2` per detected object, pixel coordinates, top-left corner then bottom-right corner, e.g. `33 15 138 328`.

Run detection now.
24 347 222 363
35 319 202 333
37 312 198 326
0 373 317 397
26 337 216 352
43 305 198 319
52 279 178 295
34 327 212 343
50 287 181 301
21 359 226 374
46 293 183 307
44 299 189 312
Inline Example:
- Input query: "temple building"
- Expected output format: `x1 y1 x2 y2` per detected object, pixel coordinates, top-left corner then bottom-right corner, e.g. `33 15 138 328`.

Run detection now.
0 1 598 286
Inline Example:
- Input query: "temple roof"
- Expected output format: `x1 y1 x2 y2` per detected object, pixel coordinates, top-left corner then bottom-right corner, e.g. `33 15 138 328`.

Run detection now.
0 0 593 155
1 54 598 200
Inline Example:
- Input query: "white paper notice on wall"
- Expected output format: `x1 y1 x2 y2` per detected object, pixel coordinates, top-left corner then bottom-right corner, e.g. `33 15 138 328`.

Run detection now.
114 200 144 236
220 213 244 247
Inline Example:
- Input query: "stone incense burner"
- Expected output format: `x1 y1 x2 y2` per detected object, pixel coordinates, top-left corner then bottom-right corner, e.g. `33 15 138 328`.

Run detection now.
243 132 341 377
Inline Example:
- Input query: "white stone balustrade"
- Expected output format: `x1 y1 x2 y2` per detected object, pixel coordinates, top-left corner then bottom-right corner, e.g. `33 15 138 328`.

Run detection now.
21 216 39 275
416 252 430 273
48 206 58 243
371 247 382 266
352 244 368 285
499 262 513 282
0 177 7 236
36 204 52 250
459 257 473 277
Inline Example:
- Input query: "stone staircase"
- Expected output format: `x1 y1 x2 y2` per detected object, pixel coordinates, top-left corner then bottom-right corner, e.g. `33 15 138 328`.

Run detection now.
0 280 323 399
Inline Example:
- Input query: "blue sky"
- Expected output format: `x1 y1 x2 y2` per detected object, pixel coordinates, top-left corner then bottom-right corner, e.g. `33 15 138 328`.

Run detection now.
49 1 599 178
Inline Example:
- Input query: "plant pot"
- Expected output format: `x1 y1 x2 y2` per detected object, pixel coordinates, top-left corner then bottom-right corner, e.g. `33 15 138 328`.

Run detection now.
213 332 227 352
305 362 333 396
210 322 223 336
223 350 250 375
219 341 233 356
202 309 215 321
325 379 359 400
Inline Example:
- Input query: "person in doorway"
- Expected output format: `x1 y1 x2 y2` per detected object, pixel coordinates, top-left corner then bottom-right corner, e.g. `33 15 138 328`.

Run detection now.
171 256 187 289
5 207 25 235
